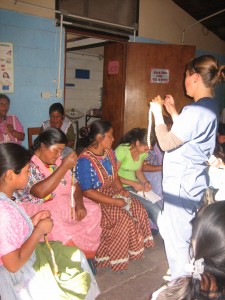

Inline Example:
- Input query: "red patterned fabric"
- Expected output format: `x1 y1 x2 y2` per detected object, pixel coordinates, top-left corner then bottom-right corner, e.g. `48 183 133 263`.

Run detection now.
80 149 153 271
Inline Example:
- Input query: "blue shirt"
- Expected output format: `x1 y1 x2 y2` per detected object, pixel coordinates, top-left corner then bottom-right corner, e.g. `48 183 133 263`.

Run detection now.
163 97 219 210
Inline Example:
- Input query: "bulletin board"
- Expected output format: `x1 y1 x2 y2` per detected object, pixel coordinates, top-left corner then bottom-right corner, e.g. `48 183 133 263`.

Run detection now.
0 42 14 93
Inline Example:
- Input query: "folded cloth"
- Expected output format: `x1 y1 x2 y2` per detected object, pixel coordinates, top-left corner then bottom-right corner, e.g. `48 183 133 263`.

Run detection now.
34 241 91 300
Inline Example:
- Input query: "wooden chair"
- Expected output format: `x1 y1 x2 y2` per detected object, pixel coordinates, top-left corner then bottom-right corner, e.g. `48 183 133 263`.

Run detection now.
27 127 41 148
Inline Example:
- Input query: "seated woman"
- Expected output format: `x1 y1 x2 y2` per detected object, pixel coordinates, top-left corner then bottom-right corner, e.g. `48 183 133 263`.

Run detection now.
76 120 154 272
213 122 225 162
143 133 164 208
15 127 102 262
152 201 225 299
115 128 161 225
0 94 25 144
0 142 100 300
41 102 76 149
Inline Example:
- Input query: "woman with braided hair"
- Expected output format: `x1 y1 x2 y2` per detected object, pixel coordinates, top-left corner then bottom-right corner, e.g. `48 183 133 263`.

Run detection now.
0 143 97 300
150 55 225 293
154 201 225 299
76 120 154 271
16 128 102 263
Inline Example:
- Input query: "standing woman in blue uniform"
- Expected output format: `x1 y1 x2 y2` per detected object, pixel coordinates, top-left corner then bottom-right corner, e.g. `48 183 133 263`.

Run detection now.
150 55 225 285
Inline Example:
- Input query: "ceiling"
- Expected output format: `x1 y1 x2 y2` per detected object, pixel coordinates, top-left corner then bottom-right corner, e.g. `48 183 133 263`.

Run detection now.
171 0 225 41
65 0 225 53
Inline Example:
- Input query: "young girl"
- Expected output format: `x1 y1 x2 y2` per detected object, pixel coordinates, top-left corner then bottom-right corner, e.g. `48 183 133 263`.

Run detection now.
0 143 97 300
115 128 161 225
0 143 55 299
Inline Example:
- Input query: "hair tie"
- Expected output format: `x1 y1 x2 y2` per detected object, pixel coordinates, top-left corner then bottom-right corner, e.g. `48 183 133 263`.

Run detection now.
186 258 204 280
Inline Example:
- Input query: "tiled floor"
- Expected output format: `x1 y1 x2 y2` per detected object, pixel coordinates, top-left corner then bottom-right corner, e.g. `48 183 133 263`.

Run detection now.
95 235 168 300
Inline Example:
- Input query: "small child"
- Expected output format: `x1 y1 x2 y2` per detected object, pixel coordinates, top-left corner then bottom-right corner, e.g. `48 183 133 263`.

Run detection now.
0 143 95 299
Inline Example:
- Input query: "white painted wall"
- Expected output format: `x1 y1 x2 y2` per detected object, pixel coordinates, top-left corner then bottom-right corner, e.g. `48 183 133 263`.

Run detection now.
139 0 225 55
65 50 104 129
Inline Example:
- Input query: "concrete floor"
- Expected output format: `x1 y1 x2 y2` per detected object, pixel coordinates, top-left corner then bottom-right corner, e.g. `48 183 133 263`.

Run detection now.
95 235 168 300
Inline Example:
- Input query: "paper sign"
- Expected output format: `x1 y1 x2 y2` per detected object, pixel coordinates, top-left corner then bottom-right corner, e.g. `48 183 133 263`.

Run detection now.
150 68 169 84
108 61 119 74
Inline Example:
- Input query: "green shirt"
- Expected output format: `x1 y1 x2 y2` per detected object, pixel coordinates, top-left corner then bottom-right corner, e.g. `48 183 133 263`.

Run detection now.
115 144 148 186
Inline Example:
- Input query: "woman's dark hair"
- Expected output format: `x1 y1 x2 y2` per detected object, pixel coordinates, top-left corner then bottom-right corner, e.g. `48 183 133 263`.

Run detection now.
49 102 64 116
88 120 112 144
186 55 225 89
119 128 147 146
0 143 32 177
158 201 225 300
31 127 68 152
218 122 225 136
0 94 10 104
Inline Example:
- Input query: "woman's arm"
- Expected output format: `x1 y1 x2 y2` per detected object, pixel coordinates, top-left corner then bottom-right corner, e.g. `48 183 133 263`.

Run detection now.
31 152 77 198
135 163 151 191
74 182 87 221
142 161 162 172
9 128 25 141
6 115 25 141
83 188 125 207
2 217 53 273
150 96 183 151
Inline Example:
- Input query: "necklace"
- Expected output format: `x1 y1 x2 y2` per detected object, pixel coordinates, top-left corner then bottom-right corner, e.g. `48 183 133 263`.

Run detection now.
87 147 107 159
44 163 67 185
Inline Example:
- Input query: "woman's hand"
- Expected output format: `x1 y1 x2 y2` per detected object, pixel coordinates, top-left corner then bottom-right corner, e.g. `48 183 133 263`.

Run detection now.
133 181 145 192
5 123 14 134
61 151 77 170
75 204 87 221
115 198 126 207
31 210 51 226
118 188 130 198
164 95 178 117
143 181 152 192
35 217 54 235
150 95 164 115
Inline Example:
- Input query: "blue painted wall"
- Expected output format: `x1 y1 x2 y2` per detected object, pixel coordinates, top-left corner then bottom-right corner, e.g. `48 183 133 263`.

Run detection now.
0 9 64 147
0 9 224 149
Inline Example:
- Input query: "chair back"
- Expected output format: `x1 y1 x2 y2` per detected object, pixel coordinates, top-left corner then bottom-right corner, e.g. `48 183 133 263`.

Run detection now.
27 127 41 148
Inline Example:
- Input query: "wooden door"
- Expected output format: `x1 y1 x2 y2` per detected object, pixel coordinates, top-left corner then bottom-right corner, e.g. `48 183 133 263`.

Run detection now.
102 43 127 145
103 42 195 145
124 43 195 133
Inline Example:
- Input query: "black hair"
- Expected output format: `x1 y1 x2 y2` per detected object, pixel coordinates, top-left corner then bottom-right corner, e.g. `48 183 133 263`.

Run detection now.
158 201 225 300
88 119 112 144
119 128 147 146
31 127 68 152
0 94 10 104
49 102 64 116
0 143 32 178
218 123 225 136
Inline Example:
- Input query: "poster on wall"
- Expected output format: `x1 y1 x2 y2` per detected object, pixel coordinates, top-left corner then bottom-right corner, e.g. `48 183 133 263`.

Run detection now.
0 42 14 93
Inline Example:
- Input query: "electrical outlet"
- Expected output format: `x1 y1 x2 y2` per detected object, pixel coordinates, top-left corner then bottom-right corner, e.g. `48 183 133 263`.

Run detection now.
41 92 51 99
